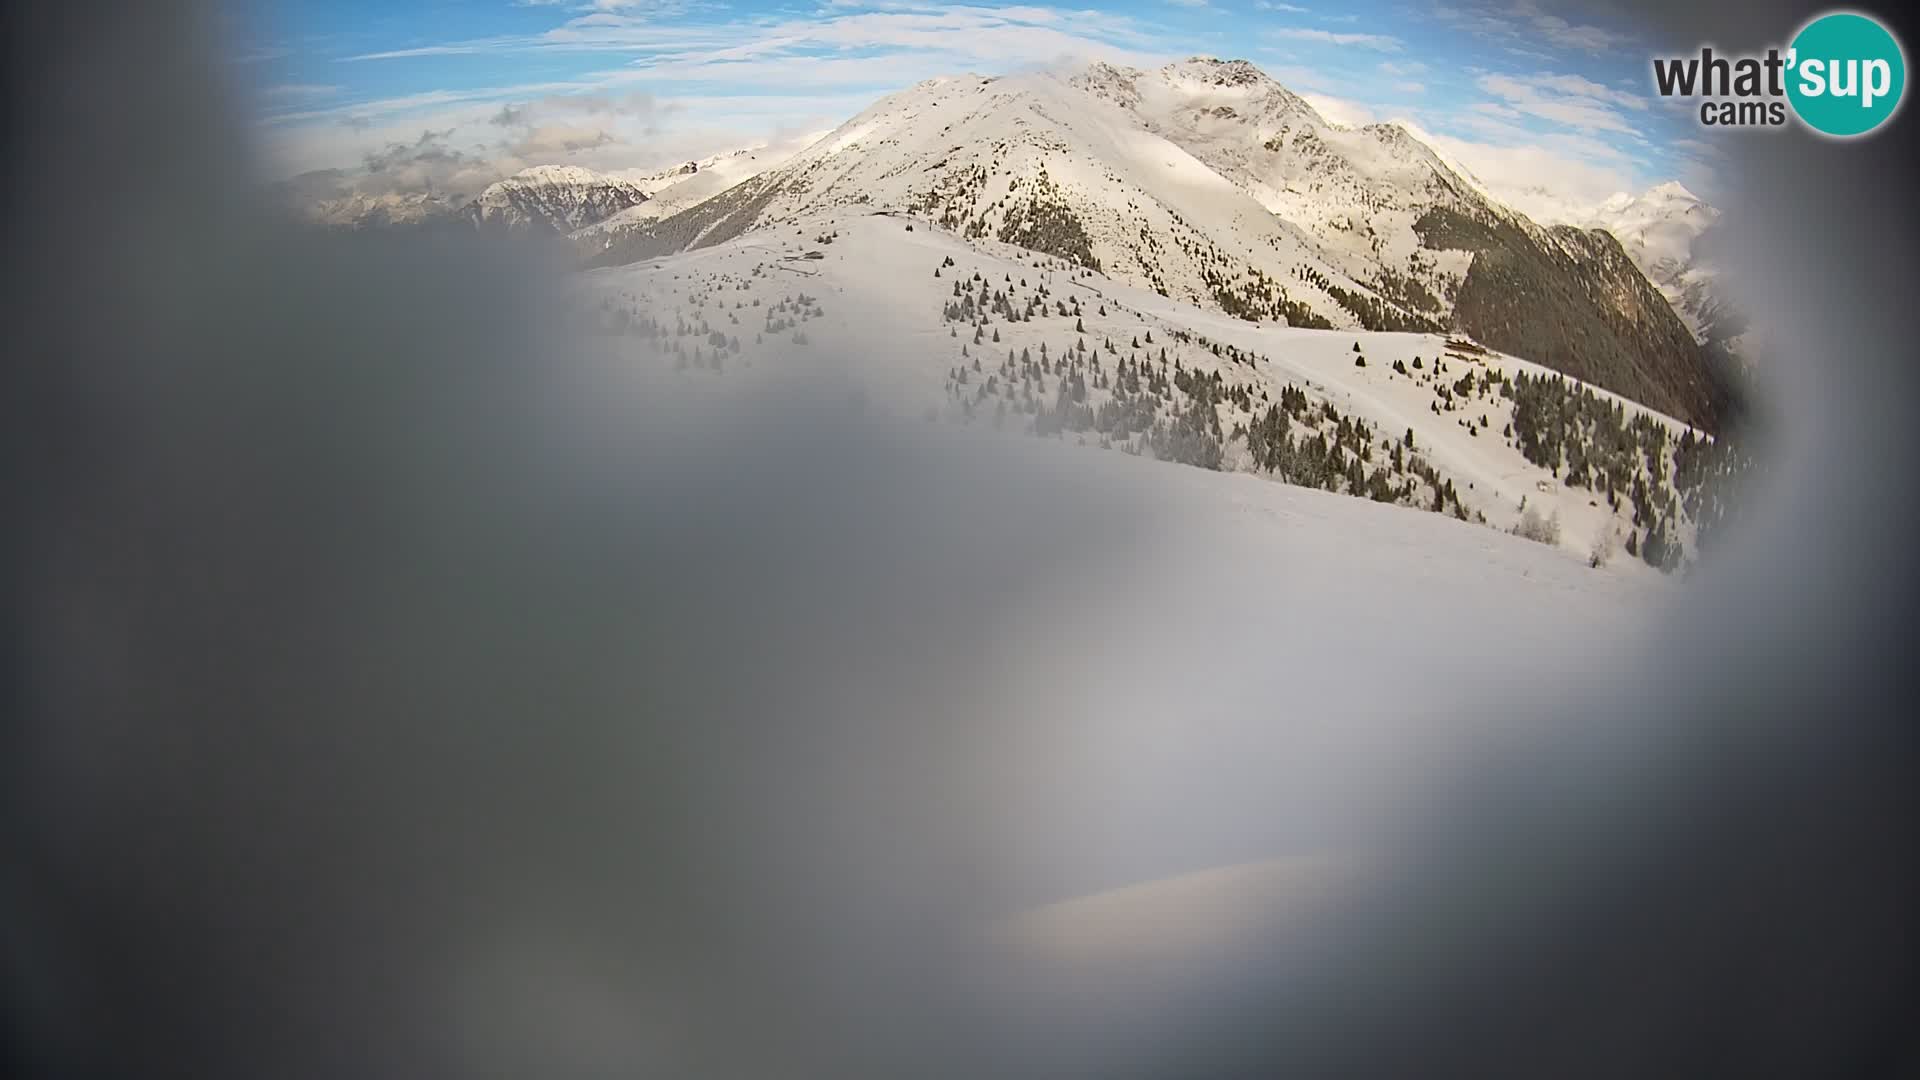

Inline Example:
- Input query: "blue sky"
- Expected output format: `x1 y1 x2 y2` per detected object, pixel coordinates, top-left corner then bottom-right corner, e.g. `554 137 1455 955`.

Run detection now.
239 0 1723 218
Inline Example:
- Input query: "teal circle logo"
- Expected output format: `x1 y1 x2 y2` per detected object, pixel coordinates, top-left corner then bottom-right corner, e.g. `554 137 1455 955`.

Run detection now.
1786 11 1906 137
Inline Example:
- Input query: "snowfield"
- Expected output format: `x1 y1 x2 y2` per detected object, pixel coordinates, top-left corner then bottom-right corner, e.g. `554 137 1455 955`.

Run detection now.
581 210 1699 579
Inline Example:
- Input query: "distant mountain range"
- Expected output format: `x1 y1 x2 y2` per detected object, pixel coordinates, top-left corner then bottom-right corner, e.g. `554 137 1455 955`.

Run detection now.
1578 181 1746 355
279 137 823 237
461 164 649 235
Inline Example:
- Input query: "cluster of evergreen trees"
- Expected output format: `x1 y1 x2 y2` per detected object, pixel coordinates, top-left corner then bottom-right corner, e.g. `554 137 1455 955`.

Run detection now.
1673 426 1756 560
993 169 1101 271
1326 282 1445 334
586 279 830 370
1204 263 1333 328
610 247 1759 576
911 163 990 234
930 259 1758 573
1506 369 1757 573
932 257 1469 516
940 266 1076 328
945 334 1246 468
1368 267 1445 318
1234 391 1464 514
762 292 822 336
946 339 1464 518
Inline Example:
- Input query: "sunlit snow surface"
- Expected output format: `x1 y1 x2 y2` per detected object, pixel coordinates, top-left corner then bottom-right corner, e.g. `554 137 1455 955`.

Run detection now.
568 210 1680 990
584 211 1696 569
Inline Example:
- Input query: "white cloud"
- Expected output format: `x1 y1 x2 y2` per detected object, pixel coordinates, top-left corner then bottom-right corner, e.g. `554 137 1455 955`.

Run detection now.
1265 27 1402 52
346 3 1150 62
505 123 617 156
1392 116 1643 224
269 0 1673 225
1300 92 1375 127
1260 63 1337 92
261 85 860 193
261 84 343 100
231 45 291 64
1476 72 1643 135
291 1 1174 180
1429 1 1628 56
347 42 522 61
1521 72 1649 110
1428 3 1515 42
1675 158 1724 204
1670 136 1726 160
271 82 593 125
1513 0 1622 52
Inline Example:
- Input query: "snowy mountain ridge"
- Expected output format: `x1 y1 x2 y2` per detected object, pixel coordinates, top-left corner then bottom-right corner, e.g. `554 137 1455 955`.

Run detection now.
299 187 467 229
588 58 1728 430
577 132 829 237
465 165 651 235
283 162 649 235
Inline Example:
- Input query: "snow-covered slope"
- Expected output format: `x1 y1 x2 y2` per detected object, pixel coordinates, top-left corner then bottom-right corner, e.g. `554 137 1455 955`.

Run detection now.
577 211 1729 572
1069 58 1485 314
465 164 649 235
591 59 1726 430
582 134 828 237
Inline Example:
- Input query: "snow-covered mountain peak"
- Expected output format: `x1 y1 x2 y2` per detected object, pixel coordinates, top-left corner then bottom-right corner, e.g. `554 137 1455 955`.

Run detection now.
1596 191 1636 215
1359 121 1433 157
587 57 1728 428
1167 56 1270 88
467 165 648 234
1578 181 1733 346
1645 179 1702 202
299 188 465 229
496 164 611 189
1073 58 1320 133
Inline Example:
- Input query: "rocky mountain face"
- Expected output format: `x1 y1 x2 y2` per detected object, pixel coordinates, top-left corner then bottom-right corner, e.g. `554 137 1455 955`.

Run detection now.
588 58 1730 430
281 163 648 236
463 165 649 235
1417 208 1729 428
1580 182 1745 352
286 187 468 230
